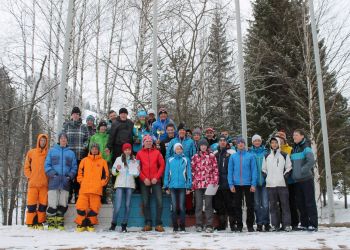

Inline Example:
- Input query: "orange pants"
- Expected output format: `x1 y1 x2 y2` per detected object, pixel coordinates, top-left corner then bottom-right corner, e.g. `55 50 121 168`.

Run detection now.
74 193 101 226
26 186 48 225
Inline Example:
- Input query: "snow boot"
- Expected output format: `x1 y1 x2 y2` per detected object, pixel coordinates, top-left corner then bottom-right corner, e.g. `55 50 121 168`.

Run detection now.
121 223 127 233
109 222 116 231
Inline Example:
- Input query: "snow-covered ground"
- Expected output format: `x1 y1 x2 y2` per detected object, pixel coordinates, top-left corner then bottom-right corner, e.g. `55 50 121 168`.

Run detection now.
0 225 349 250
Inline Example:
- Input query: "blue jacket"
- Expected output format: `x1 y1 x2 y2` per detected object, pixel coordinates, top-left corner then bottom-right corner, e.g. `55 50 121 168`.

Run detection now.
291 138 315 182
45 144 78 191
132 125 151 153
227 149 257 188
163 154 192 189
152 117 176 141
249 146 267 186
166 136 196 161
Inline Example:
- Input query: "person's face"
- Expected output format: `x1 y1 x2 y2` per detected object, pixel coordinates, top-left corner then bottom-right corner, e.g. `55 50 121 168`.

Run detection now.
206 131 214 139
159 112 167 120
39 137 47 148
253 139 262 148
139 116 146 122
166 127 175 138
120 113 128 121
193 134 201 141
109 112 117 121
59 136 67 147
270 140 279 150
186 132 192 138
178 129 186 138
149 113 155 120
99 125 107 133
221 131 229 138
279 138 286 145
91 147 99 155
71 113 80 121
219 139 227 149
87 120 94 127
237 142 245 150
144 139 153 148
124 148 132 156
200 144 208 152
175 146 183 154
293 132 304 144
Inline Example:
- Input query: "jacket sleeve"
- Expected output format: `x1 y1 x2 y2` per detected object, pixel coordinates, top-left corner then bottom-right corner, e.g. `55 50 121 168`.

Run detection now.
44 150 57 177
301 147 315 175
111 157 119 176
191 155 197 188
107 122 116 150
152 122 158 138
163 159 170 188
77 159 84 184
210 155 219 185
284 154 292 174
24 151 32 178
83 125 90 149
186 157 192 189
262 157 267 174
190 141 196 159
166 139 173 161
156 151 165 180
250 154 257 187
68 152 78 179
136 153 146 181
101 160 110 186
227 155 234 189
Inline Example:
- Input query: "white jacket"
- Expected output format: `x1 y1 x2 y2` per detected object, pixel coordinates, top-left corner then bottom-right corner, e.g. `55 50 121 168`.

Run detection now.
262 149 292 187
112 156 140 189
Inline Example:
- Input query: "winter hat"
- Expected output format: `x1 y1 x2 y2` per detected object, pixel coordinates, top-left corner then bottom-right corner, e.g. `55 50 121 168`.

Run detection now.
119 108 128 115
173 143 183 152
71 107 81 115
205 127 215 133
86 115 95 122
142 135 153 144
236 137 246 145
158 108 168 115
137 110 147 118
276 131 287 142
122 143 132 152
90 143 100 152
252 134 262 143
177 123 186 131
186 129 192 135
98 120 107 130
192 128 202 136
218 135 227 141
148 109 155 115
198 138 209 147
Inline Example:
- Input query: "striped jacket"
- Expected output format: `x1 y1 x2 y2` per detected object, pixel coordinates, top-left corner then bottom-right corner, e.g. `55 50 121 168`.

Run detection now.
290 138 315 182
63 119 89 160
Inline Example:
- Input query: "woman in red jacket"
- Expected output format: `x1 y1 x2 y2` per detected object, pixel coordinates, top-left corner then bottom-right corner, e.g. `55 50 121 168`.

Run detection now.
136 135 165 232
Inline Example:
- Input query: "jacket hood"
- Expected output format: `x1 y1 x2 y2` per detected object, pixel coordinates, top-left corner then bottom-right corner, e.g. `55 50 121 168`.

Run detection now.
88 152 102 160
157 116 170 122
250 145 265 154
36 134 49 151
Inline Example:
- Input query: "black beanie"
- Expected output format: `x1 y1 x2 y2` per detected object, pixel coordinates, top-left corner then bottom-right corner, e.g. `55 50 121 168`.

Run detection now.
71 107 81 115
119 108 128 115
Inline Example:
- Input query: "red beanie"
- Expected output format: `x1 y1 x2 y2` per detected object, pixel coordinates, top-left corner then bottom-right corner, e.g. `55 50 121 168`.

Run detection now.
122 143 132 152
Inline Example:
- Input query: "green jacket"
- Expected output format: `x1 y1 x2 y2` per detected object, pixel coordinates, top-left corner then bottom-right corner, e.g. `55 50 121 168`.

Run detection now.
89 132 111 162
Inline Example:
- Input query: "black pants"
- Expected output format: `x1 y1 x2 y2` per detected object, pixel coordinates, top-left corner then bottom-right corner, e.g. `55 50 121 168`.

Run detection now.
69 160 81 203
288 183 300 227
295 178 318 228
233 185 255 229
267 187 291 228
214 189 235 229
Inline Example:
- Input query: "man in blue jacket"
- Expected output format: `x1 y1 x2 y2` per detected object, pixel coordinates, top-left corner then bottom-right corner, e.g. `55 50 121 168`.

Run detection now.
166 123 196 161
152 108 177 142
291 129 317 231
45 132 77 230
228 137 257 232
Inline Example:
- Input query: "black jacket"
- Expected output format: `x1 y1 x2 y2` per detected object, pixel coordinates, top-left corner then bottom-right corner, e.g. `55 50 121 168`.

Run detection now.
107 117 134 151
215 147 235 190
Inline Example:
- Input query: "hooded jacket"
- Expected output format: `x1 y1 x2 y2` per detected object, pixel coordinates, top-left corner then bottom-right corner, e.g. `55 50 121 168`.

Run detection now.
191 151 219 190
249 145 267 186
227 149 257 188
164 153 192 189
136 147 165 182
63 119 89 160
152 117 177 141
44 144 77 191
107 116 134 150
166 136 196 161
77 152 109 195
24 134 49 188
214 147 236 190
291 138 315 182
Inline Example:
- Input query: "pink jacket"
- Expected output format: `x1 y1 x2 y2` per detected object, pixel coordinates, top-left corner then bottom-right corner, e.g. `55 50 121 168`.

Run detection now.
191 151 219 190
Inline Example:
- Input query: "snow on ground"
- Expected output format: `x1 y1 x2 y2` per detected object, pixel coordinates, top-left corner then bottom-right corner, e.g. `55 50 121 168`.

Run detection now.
0 225 349 250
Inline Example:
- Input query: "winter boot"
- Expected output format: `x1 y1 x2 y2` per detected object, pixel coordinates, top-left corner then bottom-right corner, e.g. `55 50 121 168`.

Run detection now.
205 226 214 233
56 216 64 230
256 224 263 232
247 226 255 232
35 223 44 230
179 224 186 232
47 216 56 230
109 222 116 231
264 224 271 232
121 223 127 233
155 225 165 232
76 225 86 232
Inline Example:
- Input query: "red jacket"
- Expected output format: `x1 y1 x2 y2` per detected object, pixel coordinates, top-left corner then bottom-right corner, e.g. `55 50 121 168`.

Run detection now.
136 147 165 182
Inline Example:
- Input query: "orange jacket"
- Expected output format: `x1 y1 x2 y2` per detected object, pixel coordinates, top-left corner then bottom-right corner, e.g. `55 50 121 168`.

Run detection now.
77 153 109 196
24 134 49 188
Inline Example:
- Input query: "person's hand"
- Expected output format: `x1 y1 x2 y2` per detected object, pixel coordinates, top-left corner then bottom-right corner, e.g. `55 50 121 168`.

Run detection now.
144 178 151 186
186 190 191 195
116 165 121 171
105 148 110 155
166 189 170 195
230 186 236 193
250 186 256 193
151 178 158 184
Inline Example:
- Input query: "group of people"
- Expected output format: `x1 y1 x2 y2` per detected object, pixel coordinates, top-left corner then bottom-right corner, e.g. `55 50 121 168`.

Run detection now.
24 106 318 234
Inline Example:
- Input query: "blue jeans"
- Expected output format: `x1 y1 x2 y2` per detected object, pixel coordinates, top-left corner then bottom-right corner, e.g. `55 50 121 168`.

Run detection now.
254 186 270 225
170 188 186 227
112 188 133 224
140 182 163 226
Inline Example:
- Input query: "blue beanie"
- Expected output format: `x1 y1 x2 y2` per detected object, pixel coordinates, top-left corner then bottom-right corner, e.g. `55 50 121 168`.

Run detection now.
137 110 147 118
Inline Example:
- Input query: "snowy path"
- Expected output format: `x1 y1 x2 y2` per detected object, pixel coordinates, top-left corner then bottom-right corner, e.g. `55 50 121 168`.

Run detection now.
1 226 349 250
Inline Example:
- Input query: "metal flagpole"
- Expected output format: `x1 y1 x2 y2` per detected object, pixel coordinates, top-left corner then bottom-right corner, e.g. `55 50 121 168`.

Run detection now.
151 0 158 117
56 0 74 138
308 0 335 224
235 0 248 145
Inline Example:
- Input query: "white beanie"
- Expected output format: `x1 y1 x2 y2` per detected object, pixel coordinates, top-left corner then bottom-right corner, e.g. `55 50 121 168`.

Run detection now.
173 143 183 151
148 109 155 115
252 134 262 143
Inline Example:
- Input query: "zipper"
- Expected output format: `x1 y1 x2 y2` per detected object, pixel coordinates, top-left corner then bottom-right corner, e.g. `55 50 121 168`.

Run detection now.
240 151 243 185
148 150 151 181
61 147 64 189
